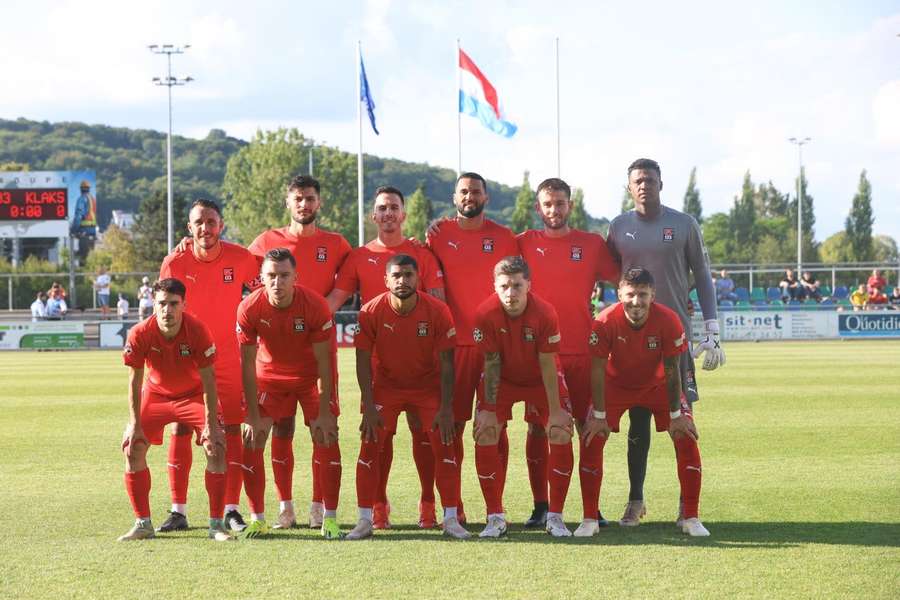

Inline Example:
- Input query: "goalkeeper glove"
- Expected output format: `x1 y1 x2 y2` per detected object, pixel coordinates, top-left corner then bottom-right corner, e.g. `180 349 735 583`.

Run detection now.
692 319 725 371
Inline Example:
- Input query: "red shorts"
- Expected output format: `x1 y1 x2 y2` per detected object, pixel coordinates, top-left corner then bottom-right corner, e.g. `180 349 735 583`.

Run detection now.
452 345 484 422
373 387 440 434
605 381 692 433
560 354 591 423
258 377 340 424
140 391 214 446
478 378 571 426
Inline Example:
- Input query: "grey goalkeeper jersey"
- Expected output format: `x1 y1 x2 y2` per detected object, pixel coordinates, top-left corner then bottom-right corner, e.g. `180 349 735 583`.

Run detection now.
607 206 717 336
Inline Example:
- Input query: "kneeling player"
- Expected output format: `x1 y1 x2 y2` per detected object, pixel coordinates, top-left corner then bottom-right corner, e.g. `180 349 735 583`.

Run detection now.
473 256 576 538
237 248 343 539
347 254 468 539
584 267 709 536
118 278 231 542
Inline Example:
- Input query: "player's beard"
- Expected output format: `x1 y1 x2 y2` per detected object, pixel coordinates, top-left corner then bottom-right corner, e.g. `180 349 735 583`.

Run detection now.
457 202 485 219
292 211 317 225
391 286 414 300
542 214 567 230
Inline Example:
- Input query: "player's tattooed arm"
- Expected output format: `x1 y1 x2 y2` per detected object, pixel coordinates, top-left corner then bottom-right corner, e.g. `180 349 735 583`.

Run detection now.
663 354 683 412
483 352 501 407
475 351 502 445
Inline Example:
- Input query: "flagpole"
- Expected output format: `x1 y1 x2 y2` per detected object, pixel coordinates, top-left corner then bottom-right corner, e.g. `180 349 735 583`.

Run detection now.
555 36 561 177
456 38 461 176
357 41 365 248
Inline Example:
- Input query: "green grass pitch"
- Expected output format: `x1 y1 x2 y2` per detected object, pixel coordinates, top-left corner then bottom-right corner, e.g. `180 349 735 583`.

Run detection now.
1 341 898 599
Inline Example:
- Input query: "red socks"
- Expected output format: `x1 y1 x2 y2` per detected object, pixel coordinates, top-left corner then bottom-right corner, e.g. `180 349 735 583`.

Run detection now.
271 436 294 502
241 445 266 514
125 468 151 519
578 435 606 519
453 428 466 515
355 438 381 509
526 431 549 504
548 442 574 514
224 431 243 506
167 433 193 505
411 429 436 503
377 434 394 504
205 470 225 519
498 426 509 498
475 443 503 515
674 436 702 519
314 442 342 512
429 429 460 509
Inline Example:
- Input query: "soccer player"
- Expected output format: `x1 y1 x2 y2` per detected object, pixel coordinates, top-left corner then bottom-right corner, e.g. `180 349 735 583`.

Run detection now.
236 248 343 539
517 177 619 535
472 256 575 538
606 158 724 527
427 172 519 524
346 254 469 540
247 175 351 529
118 278 231 542
327 186 446 529
157 199 261 534
585 267 709 536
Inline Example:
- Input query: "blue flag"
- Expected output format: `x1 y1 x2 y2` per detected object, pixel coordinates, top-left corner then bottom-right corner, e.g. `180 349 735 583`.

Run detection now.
360 55 379 135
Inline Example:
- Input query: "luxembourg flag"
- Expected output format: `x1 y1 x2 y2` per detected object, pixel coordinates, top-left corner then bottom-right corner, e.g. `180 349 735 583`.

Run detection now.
458 48 517 138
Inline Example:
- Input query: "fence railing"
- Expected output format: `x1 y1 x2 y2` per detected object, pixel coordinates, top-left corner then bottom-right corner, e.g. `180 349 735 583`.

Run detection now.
709 261 900 292
1 271 159 311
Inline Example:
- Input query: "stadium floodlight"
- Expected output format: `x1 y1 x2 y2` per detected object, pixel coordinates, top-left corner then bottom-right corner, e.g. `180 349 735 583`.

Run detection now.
149 44 193 252
788 137 811 274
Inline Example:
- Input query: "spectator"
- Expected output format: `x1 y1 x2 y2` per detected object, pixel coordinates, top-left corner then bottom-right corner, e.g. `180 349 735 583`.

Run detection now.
849 284 868 311
779 268 801 301
30 291 48 322
889 287 900 310
799 271 822 302
116 293 130 319
137 276 154 320
715 269 738 303
94 266 112 319
866 269 887 295
868 288 888 309
46 289 68 319
48 281 67 300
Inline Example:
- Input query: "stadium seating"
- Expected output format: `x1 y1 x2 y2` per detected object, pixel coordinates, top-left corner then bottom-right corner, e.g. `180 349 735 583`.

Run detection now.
833 286 849 299
735 287 750 302
720 300 734 309
750 287 767 302
767 287 782 302
820 285 832 297
735 300 751 310
689 288 699 303
787 299 802 310
821 297 834 306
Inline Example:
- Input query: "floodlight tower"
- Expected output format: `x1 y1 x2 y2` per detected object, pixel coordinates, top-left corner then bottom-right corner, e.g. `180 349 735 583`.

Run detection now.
788 137 811 274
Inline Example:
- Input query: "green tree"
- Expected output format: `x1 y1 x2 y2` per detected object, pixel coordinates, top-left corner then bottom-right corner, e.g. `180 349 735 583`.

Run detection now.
620 186 634 213
844 170 874 262
132 189 188 269
701 213 732 264
819 231 853 263
314 145 360 244
511 170 533 233
787 167 818 262
0 161 29 171
404 185 432 242
86 224 137 273
569 187 588 230
755 181 788 218
873 234 899 262
729 171 757 261
682 167 702 223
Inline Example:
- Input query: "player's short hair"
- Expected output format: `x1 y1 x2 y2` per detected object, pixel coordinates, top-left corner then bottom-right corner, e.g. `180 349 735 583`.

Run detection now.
374 185 405 205
494 255 530 280
535 177 571 200
456 172 488 193
189 198 222 218
153 278 187 300
619 267 655 288
385 253 418 273
287 175 320 195
627 158 662 179
263 247 297 268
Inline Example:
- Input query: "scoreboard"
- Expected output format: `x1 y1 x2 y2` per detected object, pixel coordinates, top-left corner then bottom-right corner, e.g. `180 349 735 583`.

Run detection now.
0 188 68 221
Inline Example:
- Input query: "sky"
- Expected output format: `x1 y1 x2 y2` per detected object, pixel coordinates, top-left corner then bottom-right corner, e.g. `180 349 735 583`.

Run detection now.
3 0 899 244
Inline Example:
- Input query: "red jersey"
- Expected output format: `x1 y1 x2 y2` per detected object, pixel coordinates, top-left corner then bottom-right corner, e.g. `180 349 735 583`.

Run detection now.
123 313 217 399
248 227 351 297
427 219 518 347
356 292 456 390
236 285 334 389
159 242 260 370
334 238 443 304
473 292 561 388
518 229 618 355
589 302 686 389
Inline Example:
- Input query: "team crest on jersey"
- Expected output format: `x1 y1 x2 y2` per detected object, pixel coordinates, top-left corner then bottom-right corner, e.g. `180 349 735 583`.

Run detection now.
523 326 535 342
570 246 583 261
223 267 234 283
473 328 484 343
124 343 133 354
646 335 659 350
589 331 599 346
316 246 328 262
417 321 430 337
662 227 674 242
179 343 191 356
482 238 494 253
294 318 306 332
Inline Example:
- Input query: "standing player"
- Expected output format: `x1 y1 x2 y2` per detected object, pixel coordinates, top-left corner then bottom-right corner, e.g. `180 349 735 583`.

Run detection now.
584 267 709 536
606 158 724 526
427 172 519 523
248 175 351 530
472 256 575 538
118 278 231 542
157 199 261 534
517 177 619 535
236 248 343 539
346 254 469 539
327 186 446 529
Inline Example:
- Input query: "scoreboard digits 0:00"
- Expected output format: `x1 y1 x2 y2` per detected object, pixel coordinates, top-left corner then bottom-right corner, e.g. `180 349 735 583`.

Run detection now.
0 188 69 221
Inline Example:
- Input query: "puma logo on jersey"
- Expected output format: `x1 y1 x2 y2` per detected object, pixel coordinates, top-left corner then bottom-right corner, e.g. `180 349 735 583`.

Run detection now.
229 461 254 474
368 258 379 264
552 468 572 477
185 274 198 282
150 346 161 353
535 247 547 256
617 335 627 343
447 241 460 250
383 323 396 332
625 231 636 240
259 318 271 327
442 458 458 466
500 327 508 334
357 459 374 469
478 472 496 480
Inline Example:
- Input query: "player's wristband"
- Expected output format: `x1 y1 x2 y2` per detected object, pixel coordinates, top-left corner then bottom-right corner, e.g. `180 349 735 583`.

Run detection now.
670 409 683 419
592 410 606 420
704 319 720 335
481 403 497 412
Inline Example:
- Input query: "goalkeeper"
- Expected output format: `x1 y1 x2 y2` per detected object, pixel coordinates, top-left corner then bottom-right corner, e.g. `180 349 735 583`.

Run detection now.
605 158 725 528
